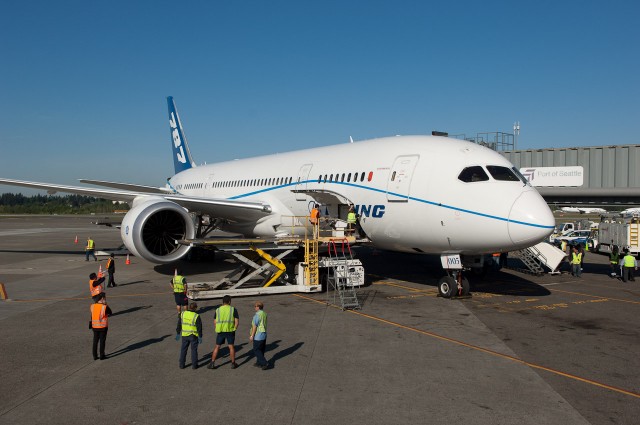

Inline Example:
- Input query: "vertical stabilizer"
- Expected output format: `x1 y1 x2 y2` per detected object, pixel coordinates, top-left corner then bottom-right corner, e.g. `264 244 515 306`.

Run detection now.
167 96 195 174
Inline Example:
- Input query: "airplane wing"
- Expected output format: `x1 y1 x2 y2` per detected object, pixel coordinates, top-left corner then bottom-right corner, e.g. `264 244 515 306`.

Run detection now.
79 179 174 194
0 178 272 222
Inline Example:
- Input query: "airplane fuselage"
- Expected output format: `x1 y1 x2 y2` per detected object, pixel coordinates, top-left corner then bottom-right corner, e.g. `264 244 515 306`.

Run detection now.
169 135 554 255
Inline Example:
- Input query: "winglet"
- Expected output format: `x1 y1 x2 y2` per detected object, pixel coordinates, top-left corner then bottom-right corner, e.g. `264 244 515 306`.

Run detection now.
167 96 196 174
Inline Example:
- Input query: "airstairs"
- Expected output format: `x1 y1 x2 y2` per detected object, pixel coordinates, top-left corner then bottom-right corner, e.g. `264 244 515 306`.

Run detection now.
509 242 566 275
325 238 361 310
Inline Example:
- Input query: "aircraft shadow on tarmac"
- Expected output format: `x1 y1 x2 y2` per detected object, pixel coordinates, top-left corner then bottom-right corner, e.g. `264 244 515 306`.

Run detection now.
0 247 127 256
107 334 172 359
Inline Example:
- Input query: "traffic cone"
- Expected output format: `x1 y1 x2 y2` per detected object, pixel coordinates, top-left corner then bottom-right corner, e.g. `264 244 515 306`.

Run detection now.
74 235 78 244
125 254 131 265
97 265 103 278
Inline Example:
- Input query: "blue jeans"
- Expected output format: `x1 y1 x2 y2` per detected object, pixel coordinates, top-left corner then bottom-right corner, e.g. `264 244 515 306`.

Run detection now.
86 250 97 261
180 335 199 368
572 264 581 277
253 338 267 366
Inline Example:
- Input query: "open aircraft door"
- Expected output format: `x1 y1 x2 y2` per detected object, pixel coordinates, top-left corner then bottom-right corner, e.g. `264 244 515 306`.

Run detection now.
295 163 313 201
386 155 419 202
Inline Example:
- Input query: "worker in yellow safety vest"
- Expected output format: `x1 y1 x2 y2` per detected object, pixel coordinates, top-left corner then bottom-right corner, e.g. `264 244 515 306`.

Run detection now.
621 249 637 282
90 293 112 360
170 270 188 314
207 295 239 370
89 272 105 302
85 237 97 261
571 247 583 278
347 205 357 236
176 302 202 369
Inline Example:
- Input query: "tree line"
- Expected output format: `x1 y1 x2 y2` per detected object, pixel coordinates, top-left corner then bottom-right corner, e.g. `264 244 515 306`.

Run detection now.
0 193 129 214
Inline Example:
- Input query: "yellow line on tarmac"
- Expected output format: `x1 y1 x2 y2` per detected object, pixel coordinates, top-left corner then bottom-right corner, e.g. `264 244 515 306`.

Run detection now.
372 280 436 293
10 292 169 303
551 288 640 306
292 293 640 400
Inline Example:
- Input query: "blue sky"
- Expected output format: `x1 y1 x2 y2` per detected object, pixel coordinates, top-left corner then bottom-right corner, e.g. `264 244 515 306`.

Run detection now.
1 0 638 194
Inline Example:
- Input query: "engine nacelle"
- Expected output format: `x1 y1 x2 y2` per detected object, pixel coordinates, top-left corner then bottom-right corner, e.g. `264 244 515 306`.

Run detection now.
121 197 195 264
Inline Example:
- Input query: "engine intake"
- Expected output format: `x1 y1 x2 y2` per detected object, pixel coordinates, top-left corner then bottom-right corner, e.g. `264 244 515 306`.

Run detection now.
121 197 195 264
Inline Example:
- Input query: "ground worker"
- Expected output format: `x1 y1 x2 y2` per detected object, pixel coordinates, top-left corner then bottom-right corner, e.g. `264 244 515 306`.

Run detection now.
90 293 112 360
249 300 269 370
347 205 357 236
621 249 637 282
170 269 188 314
571 246 582 277
207 295 239 370
89 272 105 302
106 253 117 287
310 203 321 237
609 245 620 277
85 237 97 261
176 302 202 369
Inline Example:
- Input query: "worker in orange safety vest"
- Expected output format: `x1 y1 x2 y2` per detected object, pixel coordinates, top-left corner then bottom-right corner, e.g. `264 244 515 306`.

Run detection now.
90 293 112 360
89 272 105 302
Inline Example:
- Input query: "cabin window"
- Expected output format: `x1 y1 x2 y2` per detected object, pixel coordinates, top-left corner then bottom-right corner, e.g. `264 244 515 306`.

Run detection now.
347 173 351 182
487 166 519 182
391 171 396 181
329 174 333 181
341 173 345 182
368 171 373 182
360 172 365 182
458 166 489 183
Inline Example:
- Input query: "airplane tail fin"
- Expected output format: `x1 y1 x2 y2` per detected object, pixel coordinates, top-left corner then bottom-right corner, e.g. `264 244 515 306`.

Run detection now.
167 96 195 174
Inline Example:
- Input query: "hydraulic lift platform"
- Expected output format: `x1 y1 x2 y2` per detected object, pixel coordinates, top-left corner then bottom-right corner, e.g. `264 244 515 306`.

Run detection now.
177 234 363 300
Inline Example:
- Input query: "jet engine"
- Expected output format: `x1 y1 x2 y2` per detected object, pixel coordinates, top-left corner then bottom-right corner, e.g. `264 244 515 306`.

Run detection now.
120 197 195 264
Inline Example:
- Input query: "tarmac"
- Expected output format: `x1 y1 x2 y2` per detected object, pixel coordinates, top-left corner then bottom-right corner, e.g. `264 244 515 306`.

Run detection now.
0 215 639 425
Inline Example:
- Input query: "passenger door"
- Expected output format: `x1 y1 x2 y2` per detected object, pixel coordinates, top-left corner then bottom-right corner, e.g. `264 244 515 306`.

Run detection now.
386 155 419 202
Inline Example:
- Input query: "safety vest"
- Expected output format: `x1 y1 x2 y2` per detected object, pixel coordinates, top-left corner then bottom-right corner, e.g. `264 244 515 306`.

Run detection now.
571 252 582 265
89 278 103 297
561 240 567 252
310 208 320 224
610 252 619 264
347 212 357 224
181 310 199 337
91 303 108 329
254 310 267 333
173 275 186 293
215 305 236 333
86 239 95 250
623 254 636 267
106 258 114 270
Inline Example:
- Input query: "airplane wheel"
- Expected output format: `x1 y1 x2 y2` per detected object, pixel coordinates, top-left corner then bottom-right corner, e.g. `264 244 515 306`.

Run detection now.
460 277 470 296
438 276 457 298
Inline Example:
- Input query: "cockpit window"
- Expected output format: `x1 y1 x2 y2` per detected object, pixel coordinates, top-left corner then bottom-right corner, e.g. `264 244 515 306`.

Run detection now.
511 167 530 185
486 165 520 181
458 166 489 183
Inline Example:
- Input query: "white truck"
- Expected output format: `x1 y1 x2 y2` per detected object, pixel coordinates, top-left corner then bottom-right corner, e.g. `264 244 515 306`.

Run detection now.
592 215 640 255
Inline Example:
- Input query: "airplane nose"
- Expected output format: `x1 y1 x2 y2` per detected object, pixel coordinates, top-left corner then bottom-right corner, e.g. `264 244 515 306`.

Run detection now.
508 190 555 246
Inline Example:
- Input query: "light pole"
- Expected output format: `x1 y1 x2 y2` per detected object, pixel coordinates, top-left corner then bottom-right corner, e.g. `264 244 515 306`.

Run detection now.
513 121 520 150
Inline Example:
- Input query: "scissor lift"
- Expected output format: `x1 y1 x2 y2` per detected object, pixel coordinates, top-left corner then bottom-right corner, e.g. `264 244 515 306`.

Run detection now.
180 217 364 300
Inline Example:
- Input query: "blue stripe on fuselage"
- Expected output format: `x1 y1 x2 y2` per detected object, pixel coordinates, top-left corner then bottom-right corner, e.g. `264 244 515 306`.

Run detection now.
213 180 554 230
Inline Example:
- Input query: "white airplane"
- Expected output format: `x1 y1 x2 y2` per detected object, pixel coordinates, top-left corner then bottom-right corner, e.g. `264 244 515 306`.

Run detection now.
0 97 555 297
621 207 640 215
559 207 607 214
